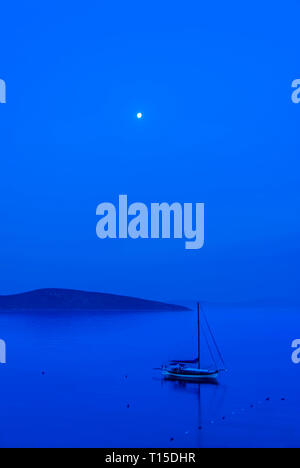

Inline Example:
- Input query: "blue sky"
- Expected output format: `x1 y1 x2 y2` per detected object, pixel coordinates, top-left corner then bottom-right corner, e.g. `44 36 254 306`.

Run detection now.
0 1 299 302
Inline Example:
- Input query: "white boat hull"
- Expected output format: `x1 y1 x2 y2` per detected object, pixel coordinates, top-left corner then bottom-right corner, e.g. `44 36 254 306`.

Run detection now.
162 367 219 382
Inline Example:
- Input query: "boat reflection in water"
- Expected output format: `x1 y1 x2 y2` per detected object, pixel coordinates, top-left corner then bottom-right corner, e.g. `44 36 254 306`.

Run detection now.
161 376 226 436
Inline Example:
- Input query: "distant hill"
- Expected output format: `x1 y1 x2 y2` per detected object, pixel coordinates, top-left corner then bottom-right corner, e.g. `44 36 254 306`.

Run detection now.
0 288 189 311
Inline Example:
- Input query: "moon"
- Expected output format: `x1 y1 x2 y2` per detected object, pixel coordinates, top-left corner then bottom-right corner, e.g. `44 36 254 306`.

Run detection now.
137 113 143 119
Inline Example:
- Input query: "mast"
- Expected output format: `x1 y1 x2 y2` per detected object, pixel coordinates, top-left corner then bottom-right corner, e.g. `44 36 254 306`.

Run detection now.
197 302 200 369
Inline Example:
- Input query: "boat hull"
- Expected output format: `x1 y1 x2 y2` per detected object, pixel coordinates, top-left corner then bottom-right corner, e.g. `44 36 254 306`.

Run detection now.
162 368 219 382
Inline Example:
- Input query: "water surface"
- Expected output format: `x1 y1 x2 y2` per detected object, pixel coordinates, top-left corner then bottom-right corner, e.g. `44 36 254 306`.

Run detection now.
0 304 299 447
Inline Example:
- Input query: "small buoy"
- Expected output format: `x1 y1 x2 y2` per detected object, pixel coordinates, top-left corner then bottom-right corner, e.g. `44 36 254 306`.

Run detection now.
198 426 202 430
126 404 130 408
266 397 270 401
41 371 45 375
125 375 128 379
170 437 174 442
222 416 225 420
250 405 254 408
281 398 285 401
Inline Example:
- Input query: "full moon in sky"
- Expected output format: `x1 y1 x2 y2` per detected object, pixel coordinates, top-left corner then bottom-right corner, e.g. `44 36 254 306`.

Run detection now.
137 113 143 119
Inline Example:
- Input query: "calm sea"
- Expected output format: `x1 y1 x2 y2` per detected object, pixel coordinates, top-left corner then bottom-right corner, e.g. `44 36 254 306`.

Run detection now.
0 304 299 447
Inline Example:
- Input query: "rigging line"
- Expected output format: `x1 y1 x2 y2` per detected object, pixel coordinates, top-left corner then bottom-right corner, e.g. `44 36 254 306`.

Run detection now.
200 322 217 369
203 311 226 368
201 305 226 368
199 321 218 369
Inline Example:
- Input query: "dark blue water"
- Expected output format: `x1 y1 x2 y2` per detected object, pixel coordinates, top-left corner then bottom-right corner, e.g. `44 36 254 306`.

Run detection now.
0 304 299 448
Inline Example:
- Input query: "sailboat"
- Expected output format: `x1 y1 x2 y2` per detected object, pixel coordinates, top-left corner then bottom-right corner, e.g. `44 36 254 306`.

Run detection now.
161 302 226 382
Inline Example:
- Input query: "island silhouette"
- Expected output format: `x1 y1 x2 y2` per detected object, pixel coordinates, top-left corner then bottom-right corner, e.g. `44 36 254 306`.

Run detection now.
0 288 188 311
